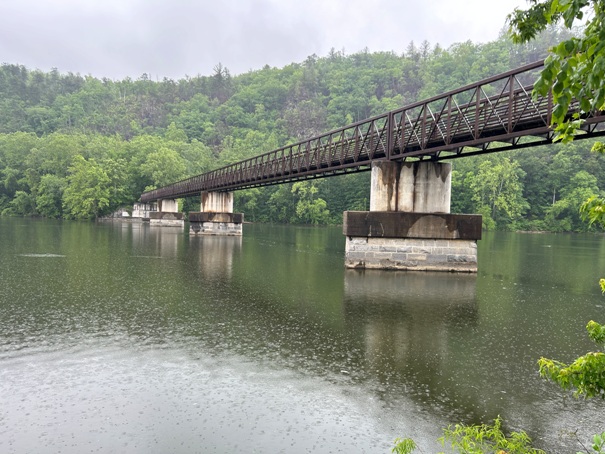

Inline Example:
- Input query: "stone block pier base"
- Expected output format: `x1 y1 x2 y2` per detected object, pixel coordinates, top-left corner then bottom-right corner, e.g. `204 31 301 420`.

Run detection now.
343 212 481 272
343 160 482 272
189 191 243 236
149 199 184 227
189 212 243 236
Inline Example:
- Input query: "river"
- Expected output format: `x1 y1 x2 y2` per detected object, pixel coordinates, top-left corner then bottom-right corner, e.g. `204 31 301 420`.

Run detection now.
0 218 603 453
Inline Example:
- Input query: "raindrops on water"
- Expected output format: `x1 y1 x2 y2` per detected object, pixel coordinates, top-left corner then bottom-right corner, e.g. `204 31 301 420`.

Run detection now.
0 220 603 453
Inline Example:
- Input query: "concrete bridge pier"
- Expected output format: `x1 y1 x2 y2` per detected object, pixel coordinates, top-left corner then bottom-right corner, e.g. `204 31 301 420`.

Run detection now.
189 191 243 236
149 198 185 227
343 161 482 272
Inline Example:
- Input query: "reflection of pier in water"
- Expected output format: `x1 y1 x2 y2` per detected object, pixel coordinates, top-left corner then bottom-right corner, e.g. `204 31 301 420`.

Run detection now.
193 235 242 280
343 270 480 419
144 225 184 258
114 222 185 258
344 270 478 360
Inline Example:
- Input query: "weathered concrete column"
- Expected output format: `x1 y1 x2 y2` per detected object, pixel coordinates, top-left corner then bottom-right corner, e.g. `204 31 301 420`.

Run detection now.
370 161 451 213
344 161 482 272
398 161 451 213
158 199 179 213
201 192 234 213
149 198 185 227
189 191 243 236
132 202 152 219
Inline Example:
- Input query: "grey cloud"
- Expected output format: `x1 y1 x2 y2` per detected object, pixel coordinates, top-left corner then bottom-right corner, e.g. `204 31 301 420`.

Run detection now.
0 0 524 80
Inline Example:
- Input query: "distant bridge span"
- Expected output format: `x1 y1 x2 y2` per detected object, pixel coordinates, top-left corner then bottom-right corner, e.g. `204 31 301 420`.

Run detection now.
141 60 605 203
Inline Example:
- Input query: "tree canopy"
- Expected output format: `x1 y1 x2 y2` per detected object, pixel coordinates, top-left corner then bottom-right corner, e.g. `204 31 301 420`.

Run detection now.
0 28 603 228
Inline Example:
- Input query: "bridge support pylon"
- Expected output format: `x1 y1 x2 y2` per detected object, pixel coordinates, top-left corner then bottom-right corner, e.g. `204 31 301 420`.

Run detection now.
149 198 185 227
189 191 243 236
343 161 482 272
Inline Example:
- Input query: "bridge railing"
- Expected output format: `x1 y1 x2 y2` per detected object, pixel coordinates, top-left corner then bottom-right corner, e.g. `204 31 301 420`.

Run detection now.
389 60 549 159
141 59 602 203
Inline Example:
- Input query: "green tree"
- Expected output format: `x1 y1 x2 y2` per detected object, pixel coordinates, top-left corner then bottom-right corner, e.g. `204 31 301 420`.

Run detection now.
63 155 110 220
140 146 187 190
209 63 233 103
316 172 370 223
102 157 132 212
25 106 58 136
32 133 84 177
508 0 605 143
218 131 279 167
580 144 605 227
1 167 23 198
450 158 477 215
36 174 66 218
179 140 214 176
164 122 188 142
470 157 529 229
548 145 584 201
267 184 297 223
291 181 330 225
234 188 265 222
5 190 36 216
508 9 605 446
545 170 601 231
582 195 605 227
170 94 217 143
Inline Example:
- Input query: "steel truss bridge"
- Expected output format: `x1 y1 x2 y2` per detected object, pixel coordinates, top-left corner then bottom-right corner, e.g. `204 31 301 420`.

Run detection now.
140 60 605 203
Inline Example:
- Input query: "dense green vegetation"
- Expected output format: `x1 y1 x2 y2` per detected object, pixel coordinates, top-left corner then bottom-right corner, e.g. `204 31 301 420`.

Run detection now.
0 27 603 229
393 416 545 454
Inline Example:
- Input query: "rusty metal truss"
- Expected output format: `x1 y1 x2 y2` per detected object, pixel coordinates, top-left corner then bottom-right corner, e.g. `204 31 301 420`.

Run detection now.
141 60 605 202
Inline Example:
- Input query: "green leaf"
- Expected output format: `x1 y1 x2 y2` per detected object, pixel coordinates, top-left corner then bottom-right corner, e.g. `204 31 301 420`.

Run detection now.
586 320 605 346
579 96 592 112
392 438 417 454
552 103 566 123
533 78 549 97
550 0 561 16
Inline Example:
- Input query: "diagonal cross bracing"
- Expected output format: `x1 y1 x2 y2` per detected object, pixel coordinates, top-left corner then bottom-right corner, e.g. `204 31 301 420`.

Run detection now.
141 60 605 203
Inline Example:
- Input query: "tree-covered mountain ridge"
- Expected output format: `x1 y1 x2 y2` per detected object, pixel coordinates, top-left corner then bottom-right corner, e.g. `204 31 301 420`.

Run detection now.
1 27 603 231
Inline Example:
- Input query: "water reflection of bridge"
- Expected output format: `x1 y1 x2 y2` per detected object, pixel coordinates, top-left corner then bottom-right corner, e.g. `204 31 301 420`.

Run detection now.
342 269 482 423
193 235 242 280
343 269 478 367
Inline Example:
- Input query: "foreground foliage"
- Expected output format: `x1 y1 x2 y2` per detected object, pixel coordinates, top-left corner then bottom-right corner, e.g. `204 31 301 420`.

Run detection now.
538 321 605 399
508 0 605 144
439 417 544 454
392 416 544 454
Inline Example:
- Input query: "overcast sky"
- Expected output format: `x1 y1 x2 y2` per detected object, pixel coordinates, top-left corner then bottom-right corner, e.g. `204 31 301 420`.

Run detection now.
0 0 527 80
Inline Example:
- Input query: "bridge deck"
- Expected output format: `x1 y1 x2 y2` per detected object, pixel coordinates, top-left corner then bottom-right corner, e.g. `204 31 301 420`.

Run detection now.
141 60 605 203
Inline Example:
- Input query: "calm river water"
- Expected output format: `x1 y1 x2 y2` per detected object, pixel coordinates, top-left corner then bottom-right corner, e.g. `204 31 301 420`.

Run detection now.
0 217 603 453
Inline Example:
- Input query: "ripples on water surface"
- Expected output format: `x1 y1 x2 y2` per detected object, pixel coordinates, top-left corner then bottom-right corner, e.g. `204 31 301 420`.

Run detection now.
0 218 603 453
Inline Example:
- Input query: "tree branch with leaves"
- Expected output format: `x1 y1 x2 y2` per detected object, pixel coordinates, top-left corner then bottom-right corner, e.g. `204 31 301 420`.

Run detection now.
508 0 605 143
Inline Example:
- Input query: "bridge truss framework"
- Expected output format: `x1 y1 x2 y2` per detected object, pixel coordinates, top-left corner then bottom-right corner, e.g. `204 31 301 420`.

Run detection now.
141 60 605 203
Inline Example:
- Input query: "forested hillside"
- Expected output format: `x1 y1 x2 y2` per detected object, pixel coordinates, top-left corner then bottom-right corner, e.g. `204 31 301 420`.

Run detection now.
0 26 603 231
